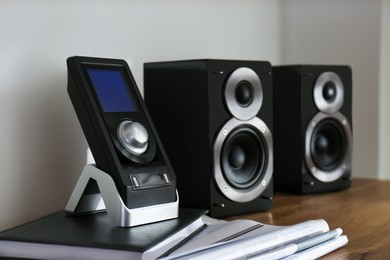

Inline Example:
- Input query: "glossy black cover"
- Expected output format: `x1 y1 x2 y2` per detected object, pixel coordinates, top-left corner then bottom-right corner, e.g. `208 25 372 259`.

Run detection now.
0 209 205 258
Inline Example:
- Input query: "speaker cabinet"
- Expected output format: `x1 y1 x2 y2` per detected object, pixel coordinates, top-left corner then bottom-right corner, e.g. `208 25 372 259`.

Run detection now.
273 65 352 194
144 59 273 217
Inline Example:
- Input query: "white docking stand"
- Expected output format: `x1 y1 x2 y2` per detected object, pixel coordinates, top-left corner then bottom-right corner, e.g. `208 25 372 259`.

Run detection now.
65 164 179 227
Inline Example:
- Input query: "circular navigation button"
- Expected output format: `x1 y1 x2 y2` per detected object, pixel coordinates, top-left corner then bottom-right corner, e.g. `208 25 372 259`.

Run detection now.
117 120 149 155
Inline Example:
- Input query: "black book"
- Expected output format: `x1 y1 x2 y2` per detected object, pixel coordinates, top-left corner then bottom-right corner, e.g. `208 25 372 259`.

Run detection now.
0 208 206 260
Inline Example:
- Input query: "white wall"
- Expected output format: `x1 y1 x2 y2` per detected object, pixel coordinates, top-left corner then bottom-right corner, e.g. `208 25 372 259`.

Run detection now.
0 0 282 231
1 0 389 232
379 0 390 179
280 0 383 179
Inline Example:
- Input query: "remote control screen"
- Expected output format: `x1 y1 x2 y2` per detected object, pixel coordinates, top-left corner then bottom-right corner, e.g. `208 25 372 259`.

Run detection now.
87 67 138 112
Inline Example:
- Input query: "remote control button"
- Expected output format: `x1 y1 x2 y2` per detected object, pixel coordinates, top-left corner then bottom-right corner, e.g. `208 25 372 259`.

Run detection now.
117 120 149 155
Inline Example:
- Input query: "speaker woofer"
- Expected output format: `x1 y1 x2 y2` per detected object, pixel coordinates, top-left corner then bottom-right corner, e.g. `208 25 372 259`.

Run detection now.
310 119 345 171
221 127 265 189
305 112 352 182
214 117 273 202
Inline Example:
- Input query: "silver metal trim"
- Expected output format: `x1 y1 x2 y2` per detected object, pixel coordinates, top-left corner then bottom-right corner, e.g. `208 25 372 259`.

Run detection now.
305 112 352 182
65 164 179 227
213 117 273 202
131 176 140 187
313 71 344 114
224 67 263 120
163 173 170 184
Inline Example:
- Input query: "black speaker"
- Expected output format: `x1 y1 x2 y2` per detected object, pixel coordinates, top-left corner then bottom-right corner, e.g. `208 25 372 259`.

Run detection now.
144 59 273 218
273 65 352 194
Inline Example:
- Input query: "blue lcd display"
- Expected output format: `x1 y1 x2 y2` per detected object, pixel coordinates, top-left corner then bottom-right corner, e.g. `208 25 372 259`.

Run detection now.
87 68 137 112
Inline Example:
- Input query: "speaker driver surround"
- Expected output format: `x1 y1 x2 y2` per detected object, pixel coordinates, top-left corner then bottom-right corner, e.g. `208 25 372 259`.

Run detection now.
214 117 273 203
224 67 263 120
221 127 265 190
305 112 352 182
313 72 344 114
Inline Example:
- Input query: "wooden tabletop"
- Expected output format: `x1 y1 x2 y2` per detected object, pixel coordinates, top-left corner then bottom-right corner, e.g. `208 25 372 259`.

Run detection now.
226 178 390 259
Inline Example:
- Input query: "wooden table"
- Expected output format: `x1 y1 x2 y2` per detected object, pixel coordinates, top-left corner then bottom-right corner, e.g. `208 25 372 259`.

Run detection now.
226 178 390 259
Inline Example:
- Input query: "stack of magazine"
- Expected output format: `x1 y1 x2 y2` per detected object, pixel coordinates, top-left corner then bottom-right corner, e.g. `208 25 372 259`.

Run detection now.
0 209 347 259
165 215 348 259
